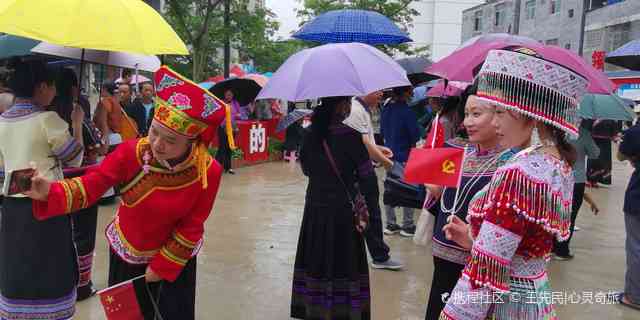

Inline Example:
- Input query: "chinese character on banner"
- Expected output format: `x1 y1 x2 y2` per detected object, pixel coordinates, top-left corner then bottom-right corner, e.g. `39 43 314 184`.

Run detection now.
237 121 270 163
592 51 606 70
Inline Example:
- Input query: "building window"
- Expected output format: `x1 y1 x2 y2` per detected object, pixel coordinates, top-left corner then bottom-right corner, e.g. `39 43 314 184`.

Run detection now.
568 9 574 18
495 4 506 26
546 38 559 46
607 22 631 52
550 0 561 14
474 11 483 31
525 0 536 20
565 43 571 49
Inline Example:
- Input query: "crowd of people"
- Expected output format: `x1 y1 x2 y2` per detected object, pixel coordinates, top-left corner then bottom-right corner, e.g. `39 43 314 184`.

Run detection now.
0 47 639 320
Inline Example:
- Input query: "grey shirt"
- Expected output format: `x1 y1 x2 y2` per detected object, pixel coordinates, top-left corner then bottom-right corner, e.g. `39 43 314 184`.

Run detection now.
571 126 600 184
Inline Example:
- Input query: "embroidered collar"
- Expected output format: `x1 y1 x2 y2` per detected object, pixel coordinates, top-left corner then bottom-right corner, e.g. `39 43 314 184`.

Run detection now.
1 103 44 119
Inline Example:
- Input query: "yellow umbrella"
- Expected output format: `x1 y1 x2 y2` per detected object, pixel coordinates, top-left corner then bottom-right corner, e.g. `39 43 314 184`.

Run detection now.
0 0 189 55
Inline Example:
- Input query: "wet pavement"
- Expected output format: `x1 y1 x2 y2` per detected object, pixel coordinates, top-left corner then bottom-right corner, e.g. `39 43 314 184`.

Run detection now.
76 159 638 319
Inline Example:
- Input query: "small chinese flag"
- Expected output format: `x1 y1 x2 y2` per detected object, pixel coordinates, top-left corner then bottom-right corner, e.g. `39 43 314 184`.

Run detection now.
405 147 464 187
98 276 145 320
424 114 445 149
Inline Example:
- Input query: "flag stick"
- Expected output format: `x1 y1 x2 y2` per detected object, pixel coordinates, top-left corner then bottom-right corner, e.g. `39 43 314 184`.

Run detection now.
430 113 440 148
449 145 467 217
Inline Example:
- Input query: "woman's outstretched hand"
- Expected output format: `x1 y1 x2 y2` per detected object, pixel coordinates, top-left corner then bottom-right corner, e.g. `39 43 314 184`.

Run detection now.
23 171 52 201
442 215 473 250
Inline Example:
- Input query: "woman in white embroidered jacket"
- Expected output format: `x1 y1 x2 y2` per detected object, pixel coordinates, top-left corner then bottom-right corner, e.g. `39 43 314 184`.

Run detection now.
439 48 589 320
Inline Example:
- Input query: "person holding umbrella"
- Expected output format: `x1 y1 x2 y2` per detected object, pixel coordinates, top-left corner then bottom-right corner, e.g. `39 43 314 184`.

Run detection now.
24 66 232 320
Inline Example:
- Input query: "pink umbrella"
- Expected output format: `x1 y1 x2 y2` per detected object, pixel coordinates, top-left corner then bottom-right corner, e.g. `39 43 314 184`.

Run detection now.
535 45 614 94
243 73 269 87
426 33 543 82
426 34 613 94
426 80 469 98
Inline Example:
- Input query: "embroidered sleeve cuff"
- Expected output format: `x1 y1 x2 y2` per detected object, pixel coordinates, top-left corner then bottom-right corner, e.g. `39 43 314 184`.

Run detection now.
149 232 198 282
462 221 522 292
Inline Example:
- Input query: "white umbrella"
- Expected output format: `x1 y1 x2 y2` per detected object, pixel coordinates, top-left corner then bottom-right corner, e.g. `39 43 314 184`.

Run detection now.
31 42 160 72
115 75 151 85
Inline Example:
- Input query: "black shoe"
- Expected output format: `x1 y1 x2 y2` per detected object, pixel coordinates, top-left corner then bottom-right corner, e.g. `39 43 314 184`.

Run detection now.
384 224 401 235
553 253 574 261
76 285 97 301
227 169 236 175
400 226 416 237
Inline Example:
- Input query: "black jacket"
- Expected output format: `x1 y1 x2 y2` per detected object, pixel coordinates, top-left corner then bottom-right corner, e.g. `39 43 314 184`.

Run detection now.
125 98 154 136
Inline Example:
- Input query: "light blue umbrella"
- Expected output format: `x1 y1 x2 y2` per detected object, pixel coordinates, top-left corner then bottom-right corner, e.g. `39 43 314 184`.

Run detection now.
0 34 38 59
292 9 412 45
198 81 215 90
579 94 636 121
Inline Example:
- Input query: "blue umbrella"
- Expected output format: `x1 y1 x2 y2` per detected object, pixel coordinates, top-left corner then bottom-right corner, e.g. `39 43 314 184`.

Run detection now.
277 109 313 133
292 9 412 45
606 39 640 70
198 81 215 90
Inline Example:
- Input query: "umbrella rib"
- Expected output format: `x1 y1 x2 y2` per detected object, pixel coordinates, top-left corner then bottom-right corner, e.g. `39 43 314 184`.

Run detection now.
335 48 366 96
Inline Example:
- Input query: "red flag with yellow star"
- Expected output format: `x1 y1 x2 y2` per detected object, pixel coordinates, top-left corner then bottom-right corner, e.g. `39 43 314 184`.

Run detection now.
98 275 145 320
404 147 464 187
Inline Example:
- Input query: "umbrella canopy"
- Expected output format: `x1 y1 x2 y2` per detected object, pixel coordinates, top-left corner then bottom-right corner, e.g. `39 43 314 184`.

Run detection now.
0 0 188 55
115 75 152 85
292 9 412 45
605 39 640 71
426 80 468 98
244 74 269 87
579 94 636 121
395 56 435 85
426 35 613 94
426 33 544 81
276 109 313 132
210 78 262 106
257 42 410 101
32 42 160 72
198 82 216 90
0 34 38 59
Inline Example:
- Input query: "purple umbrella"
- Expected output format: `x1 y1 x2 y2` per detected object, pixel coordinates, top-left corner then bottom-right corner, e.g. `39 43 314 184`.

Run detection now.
256 42 410 101
426 33 543 82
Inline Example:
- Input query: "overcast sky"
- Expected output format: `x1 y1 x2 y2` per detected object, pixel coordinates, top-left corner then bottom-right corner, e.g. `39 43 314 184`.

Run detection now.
266 0 303 40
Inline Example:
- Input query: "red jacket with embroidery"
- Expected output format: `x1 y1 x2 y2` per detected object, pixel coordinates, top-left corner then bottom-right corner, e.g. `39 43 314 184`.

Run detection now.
33 138 222 282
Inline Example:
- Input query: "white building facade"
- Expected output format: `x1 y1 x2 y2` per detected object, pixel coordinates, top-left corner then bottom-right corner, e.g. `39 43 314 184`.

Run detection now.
408 0 485 61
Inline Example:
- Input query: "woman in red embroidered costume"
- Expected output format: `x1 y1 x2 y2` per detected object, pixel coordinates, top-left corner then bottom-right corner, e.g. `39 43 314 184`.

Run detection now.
439 49 589 320
25 66 234 320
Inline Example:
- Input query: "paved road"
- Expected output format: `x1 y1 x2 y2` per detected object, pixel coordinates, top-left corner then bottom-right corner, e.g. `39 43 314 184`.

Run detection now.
77 159 638 319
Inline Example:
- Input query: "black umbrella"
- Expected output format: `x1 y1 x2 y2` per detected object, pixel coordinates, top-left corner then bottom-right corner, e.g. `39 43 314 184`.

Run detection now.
605 39 640 71
395 56 436 85
210 78 262 106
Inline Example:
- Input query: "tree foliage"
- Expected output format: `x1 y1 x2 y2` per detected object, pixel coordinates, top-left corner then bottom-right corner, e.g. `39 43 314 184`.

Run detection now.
296 0 430 57
163 0 293 81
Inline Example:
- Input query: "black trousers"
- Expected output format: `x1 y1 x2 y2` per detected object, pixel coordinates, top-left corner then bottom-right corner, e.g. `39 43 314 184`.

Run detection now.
554 183 586 256
72 204 99 298
215 125 232 171
108 251 197 320
362 173 390 263
425 256 464 320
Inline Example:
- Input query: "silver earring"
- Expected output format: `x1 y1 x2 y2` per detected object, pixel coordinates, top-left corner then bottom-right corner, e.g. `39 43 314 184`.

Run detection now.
531 126 541 146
